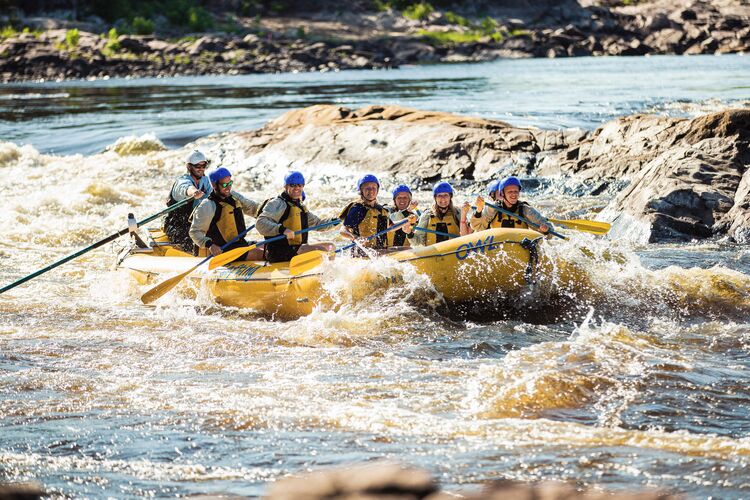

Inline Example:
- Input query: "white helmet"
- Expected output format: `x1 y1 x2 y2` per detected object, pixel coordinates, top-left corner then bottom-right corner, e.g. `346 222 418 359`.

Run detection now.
186 149 207 165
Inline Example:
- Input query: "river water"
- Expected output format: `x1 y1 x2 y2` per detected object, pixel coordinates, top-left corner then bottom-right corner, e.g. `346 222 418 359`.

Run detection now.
1 55 750 498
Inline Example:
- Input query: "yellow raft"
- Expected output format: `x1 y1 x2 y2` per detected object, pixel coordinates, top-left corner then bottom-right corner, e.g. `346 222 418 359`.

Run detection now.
119 227 547 319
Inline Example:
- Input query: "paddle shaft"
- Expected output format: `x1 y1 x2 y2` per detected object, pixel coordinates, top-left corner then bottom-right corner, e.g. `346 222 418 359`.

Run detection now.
338 218 410 253
483 201 567 240
0 197 194 294
258 219 341 250
208 219 341 270
413 226 457 239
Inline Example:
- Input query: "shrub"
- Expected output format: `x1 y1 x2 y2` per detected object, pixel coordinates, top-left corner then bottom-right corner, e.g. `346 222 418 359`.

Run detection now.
187 5 213 31
444 11 469 27
65 28 80 48
132 16 155 35
0 25 17 40
102 27 121 56
402 1 434 21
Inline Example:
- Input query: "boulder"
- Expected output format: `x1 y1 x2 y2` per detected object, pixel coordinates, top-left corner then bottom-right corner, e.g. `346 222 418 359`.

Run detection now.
570 110 750 242
265 462 436 500
239 104 547 182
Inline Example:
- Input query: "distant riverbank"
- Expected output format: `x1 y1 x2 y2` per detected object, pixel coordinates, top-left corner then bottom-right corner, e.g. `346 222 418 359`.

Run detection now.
1 0 748 82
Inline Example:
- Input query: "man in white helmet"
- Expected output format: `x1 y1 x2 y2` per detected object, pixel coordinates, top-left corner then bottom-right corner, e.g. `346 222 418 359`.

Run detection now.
163 149 213 253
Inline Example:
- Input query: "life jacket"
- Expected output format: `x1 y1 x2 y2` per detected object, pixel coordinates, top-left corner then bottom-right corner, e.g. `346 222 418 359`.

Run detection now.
340 200 391 249
163 179 197 250
206 191 247 249
262 192 309 263
489 202 530 229
389 208 415 248
424 206 460 246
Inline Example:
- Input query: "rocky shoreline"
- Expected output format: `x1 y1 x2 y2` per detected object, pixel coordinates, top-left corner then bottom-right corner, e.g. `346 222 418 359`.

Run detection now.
1 0 748 83
233 103 750 244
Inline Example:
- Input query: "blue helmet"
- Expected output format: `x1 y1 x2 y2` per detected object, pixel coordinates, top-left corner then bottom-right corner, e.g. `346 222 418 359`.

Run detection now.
486 179 501 196
357 174 380 190
284 171 305 186
391 184 412 199
209 167 232 184
498 176 522 193
432 181 454 196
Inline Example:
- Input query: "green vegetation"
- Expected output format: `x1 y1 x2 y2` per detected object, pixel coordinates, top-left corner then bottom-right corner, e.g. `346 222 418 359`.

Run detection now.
417 28 501 45
66 28 80 47
101 28 121 57
444 11 469 27
417 13 511 46
131 16 155 35
0 25 17 40
0 25 42 40
402 1 433 20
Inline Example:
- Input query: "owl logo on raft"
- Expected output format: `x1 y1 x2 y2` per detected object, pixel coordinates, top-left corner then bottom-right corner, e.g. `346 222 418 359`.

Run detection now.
455 235 503 260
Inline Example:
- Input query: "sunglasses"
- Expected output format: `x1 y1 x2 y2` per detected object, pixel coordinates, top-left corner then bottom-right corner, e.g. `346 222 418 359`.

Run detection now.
288 183 304 188
190 162 208 169
219 180 233 188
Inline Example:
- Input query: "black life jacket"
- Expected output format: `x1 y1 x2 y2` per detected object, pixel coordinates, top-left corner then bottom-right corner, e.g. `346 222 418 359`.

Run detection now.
262 192 309 263
490 202 530 229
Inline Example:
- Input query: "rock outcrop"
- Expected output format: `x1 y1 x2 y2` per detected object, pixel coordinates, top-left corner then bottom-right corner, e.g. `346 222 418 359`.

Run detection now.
551 110 750 242
240 104 583 183
239 104 750 243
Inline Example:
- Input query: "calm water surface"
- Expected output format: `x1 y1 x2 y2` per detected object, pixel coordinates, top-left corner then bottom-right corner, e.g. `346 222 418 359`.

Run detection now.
1 55 750 498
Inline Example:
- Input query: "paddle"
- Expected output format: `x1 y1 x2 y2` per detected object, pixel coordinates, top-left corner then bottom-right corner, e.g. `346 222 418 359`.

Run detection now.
289 217 413 276
413 226 458 239
482 201 568 240
207 219 341 271
547 218 611 236
140 224 256 304
0 198 194 295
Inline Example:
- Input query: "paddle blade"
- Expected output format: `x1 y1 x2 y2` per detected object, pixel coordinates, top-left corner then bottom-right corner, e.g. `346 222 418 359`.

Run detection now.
140 266 196 304
549 218 611 235
289 250 328 276
208 245 256 270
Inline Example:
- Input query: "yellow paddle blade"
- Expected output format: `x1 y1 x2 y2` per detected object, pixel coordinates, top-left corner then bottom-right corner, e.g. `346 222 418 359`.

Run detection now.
548 218 611 235
164 248 193 257
140 264 200 304
289 250 329 276
207 244 256 270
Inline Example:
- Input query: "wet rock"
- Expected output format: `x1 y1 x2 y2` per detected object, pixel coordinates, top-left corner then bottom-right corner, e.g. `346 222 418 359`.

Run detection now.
0 482 45 499
557 110 750 243
266 462 437 500
239 104 551 182
187 36 228 55
117 35 152 54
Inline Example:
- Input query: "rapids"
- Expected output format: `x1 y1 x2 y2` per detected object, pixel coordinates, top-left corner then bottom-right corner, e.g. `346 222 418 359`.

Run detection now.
1 55 750 498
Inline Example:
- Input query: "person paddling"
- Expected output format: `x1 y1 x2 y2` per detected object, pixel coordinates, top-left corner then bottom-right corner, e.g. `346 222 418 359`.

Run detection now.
339 174 413 254
470 176 553 234
189 167 264 260
414 181 471 246
388 184 419 248
164 149 213 253
256 171 337 263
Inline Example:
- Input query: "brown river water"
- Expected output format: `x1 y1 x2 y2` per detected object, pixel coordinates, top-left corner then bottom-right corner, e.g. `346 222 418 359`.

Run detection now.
1 56 750 498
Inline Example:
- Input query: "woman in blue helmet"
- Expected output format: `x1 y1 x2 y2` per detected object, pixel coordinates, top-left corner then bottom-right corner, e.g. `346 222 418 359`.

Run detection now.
388 184 419 248
414 181 471 246
256 171 339 263
470 176 552 234
339 174 414 253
